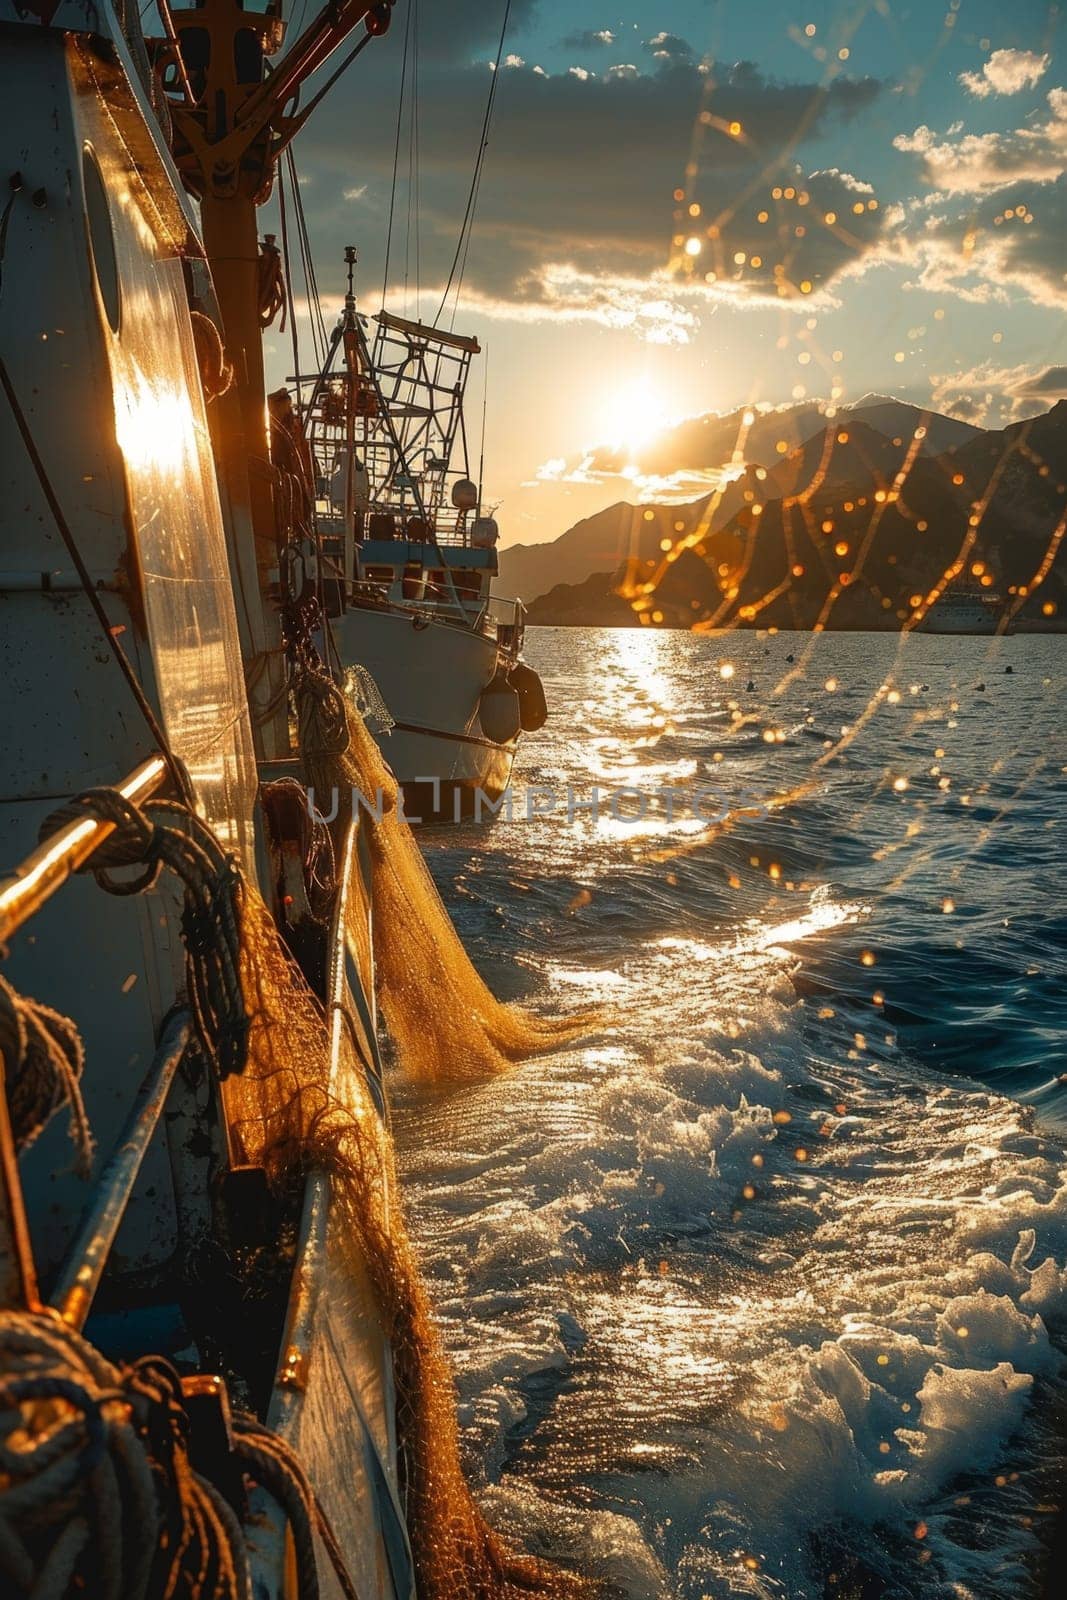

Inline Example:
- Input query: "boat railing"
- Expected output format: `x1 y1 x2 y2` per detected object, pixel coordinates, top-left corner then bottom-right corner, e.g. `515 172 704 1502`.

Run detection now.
0 752 178 1316
0 754 168 948
0 770 414 1594
484 593 526 657
0 760 385 1323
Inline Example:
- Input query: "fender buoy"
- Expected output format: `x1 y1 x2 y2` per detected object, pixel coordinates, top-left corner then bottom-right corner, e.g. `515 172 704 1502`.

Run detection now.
479 671 522 744
508 660 548 732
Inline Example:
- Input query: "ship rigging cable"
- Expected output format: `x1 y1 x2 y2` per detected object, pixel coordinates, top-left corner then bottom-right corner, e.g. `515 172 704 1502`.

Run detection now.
283 146 329 369
381 0 412 305
434 0 512 327
0 354 193 809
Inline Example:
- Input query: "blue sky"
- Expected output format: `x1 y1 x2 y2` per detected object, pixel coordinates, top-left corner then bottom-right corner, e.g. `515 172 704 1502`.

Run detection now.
265 0 1067 541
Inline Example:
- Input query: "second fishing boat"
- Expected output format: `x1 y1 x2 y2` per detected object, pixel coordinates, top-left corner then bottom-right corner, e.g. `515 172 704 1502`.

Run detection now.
295 249 548 820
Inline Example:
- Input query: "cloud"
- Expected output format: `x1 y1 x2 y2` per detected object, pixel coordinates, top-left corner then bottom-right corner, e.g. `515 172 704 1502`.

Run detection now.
645 33 694 61
413 0 540 63
528 441 735 504
673 163 885 310
893 86 1067 194
928 360 1066 426
959 48 1050 99
297 56 885 338
455 266 702 344
563 29 616 49
1006 364 1067 397
889 174 1067 308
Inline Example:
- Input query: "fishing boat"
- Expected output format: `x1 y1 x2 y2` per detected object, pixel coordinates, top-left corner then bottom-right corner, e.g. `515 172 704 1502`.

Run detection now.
294 253 548 822
918 583 1010 634
0 5 577 1598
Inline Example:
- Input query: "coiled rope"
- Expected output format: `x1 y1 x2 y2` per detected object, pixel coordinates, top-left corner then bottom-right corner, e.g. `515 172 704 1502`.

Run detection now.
0 974 92 1177
37 790 250 1082
0 1312 249 1600
0 1311 357 1600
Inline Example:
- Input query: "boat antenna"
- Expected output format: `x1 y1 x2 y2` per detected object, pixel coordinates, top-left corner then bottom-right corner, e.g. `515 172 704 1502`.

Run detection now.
478 343 488 517
434 0 511 327
403 0 421 319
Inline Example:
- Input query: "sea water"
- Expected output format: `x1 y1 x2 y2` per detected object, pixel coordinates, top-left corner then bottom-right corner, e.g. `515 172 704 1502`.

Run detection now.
391 626 1067 1599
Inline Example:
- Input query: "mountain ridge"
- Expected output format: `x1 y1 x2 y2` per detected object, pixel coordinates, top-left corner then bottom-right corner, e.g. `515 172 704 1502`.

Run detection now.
522 400 1067 631
501 395 983 605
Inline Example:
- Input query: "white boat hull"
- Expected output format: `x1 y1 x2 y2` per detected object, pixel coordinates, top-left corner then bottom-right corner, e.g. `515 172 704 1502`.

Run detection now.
919 595 1003 633
332 603 517 820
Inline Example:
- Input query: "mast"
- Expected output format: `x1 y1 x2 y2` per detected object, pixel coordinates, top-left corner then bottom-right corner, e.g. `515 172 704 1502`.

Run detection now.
342 245 359 592
150 0 395 753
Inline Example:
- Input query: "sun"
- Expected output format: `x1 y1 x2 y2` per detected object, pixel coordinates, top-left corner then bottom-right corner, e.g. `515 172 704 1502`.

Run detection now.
597 378 670 457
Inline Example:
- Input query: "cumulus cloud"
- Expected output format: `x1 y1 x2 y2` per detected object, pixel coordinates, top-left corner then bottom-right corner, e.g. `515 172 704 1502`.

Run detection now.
562 29 616 49
297 55 885 338
890 174 1067 308
673 162 885 309
893 86 1067 194
959 48 1050 100
928 360 1067 425
416 0 540 62
645 33 694 61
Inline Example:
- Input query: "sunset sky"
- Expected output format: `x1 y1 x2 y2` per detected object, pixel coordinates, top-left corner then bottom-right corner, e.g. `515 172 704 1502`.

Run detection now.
263 0 1067 545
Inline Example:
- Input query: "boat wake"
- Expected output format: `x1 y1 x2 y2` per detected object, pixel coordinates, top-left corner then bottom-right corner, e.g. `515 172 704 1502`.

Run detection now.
391 627 1067 1599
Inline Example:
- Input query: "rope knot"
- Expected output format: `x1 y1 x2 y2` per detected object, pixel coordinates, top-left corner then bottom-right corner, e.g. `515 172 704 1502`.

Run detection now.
298 670 352 758
35 787 251 1082
39 788 162 896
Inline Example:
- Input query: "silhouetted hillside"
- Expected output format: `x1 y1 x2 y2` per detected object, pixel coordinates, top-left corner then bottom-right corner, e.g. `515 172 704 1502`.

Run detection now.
502 396 981 605
525 403 1067 631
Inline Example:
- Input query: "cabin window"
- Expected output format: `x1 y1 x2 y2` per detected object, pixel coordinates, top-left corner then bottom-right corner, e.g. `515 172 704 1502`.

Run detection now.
82 147 120 334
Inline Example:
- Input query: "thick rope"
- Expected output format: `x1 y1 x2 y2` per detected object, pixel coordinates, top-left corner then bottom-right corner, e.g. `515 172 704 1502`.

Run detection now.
0 973 92 1177
0 1312 248 1600
38 791 250 1082
0 1312 350 1600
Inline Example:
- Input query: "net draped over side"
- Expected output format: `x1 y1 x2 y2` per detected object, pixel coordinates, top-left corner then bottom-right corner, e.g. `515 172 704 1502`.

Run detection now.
301 682 596 1086
224 874 591 1599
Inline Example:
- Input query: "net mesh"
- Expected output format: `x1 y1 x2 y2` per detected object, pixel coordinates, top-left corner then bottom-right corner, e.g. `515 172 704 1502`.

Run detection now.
224 881 590 1599
302 681 595 1085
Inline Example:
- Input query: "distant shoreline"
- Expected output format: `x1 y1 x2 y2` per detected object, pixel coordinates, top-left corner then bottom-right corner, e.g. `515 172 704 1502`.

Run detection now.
523 619 1065 635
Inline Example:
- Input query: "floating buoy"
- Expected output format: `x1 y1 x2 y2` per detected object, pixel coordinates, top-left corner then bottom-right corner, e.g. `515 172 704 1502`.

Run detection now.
746 679 755 692
479 670 522 743
1005 664 1014 674
975 682 986 692
509 661 548 731
786 653 795 663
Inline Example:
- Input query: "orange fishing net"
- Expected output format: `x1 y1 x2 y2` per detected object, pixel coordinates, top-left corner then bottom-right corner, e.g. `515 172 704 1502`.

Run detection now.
300 679 594 1084
224 874 591 1599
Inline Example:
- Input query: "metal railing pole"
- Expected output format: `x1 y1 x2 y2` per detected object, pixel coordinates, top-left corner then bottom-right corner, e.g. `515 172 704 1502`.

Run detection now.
50 1010 193 1329
0 756 168 946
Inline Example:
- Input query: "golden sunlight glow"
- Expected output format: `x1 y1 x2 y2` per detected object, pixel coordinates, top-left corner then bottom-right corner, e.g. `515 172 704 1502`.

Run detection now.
596 377 671 456
113 368 198 475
